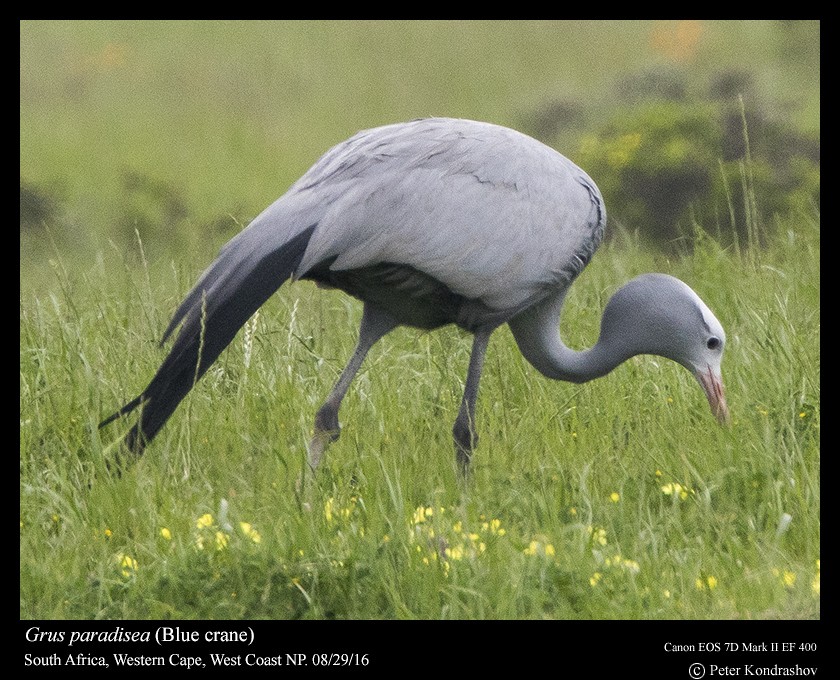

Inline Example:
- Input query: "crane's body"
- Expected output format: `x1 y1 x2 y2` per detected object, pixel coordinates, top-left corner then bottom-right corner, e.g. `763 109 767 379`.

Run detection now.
101 118 728 469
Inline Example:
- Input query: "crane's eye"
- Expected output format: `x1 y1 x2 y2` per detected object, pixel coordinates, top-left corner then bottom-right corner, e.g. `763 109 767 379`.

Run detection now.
706 337 721 350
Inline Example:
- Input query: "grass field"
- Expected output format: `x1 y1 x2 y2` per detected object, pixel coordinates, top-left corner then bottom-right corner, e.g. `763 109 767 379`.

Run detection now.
20 217 821 620
20 21 819 620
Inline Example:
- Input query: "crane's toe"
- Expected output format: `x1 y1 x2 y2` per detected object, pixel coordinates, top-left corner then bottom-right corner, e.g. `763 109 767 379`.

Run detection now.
453 419 478 472
308 403 341 468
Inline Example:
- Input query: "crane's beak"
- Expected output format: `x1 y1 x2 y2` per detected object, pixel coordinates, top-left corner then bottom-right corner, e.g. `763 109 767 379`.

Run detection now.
695 365 730 424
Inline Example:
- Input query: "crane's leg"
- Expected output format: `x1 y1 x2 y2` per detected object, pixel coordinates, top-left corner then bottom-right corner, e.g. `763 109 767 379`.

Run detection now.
308 304 398 469
452 329 492 472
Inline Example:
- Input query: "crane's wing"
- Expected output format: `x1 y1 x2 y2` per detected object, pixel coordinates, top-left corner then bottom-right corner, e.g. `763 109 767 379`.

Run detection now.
293 118 606 312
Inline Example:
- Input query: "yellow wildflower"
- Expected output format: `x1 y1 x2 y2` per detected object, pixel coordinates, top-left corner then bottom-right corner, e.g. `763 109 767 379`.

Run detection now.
782 571 796 589
215 531 229 550
116 553 138 578
661 482 692 500
588 526 607 546
524 540 555 558
160 527 172 541
590 572 602 587
490 519 506 535
610 492 620 503
412 506 433 525
240 522 261 544
622 559 641 574
445 545 464 561
196 513 214 529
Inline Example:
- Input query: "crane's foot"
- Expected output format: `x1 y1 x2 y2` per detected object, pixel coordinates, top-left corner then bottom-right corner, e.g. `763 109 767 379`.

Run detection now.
308 403 341 470
296 422 340 503
452 420 478 478
307 428 339 469
455 445 472 478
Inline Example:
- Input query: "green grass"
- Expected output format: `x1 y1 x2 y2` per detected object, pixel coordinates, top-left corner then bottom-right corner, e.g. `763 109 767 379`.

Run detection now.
20 21 819 620
20 214 820 619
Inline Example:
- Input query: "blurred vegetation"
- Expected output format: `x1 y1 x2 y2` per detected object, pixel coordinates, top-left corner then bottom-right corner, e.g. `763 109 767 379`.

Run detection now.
20 20 819 271
569 68 820 248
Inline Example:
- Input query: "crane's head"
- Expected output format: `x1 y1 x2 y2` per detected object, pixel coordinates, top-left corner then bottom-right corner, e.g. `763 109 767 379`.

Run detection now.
600 273 729 423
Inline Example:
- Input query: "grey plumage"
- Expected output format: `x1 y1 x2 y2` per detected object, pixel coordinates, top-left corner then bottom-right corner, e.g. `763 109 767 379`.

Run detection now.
101 117 729 468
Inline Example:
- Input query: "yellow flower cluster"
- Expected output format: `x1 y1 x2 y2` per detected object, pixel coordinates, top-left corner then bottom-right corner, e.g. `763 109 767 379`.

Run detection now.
325 496 358 524
587 526 608 546
603 554 640 574
240 522 262 544
661 482 695 500
589 551 641 588
411 505 439 525
196 513 214 529
193 512 261 551
695 575 718 591
481 518 506 536
115 553 138 579
409 507 507 574
523 539 555 557
770 560 820 595
772 567 796 589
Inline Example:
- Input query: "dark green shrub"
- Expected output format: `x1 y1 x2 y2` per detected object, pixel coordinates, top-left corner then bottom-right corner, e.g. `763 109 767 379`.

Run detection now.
576 101 720 245
568 72 819 249
20 179 60 231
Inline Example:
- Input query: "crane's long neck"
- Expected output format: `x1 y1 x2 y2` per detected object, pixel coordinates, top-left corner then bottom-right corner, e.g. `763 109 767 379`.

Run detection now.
508 288 628 384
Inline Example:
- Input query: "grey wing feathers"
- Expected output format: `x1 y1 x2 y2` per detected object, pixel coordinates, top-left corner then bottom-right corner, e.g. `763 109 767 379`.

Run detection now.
296 118 607 311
